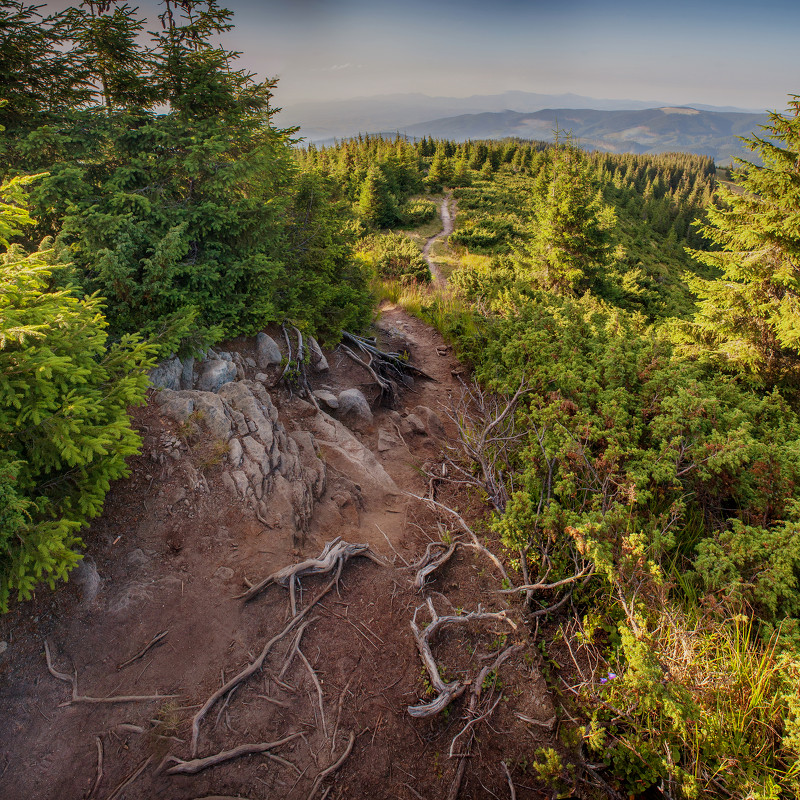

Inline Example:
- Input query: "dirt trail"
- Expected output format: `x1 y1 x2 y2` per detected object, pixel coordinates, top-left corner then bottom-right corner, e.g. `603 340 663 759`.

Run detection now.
0 307 560 800
422 192 455 284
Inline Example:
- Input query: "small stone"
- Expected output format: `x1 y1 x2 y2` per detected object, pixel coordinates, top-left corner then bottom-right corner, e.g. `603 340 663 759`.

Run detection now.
312 389 339 410
245 357 257 368
214 566 235 581
336 388 373 431
227 437 243 467
377 427 401 451
0 641 7 656
126 548 148 567
307 336 329 372
196 359 237 393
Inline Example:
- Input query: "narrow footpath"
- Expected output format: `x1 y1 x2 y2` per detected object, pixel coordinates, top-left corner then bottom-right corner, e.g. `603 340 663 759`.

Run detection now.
422 191 455 284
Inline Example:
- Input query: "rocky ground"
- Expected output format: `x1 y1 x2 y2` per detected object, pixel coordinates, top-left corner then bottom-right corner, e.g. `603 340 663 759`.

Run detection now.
0 305 575 800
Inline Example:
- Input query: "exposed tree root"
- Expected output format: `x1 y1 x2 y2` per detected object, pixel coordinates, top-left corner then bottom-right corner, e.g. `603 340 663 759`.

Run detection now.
339 330 434 405
191 539 383 757
117 630 169 670
87 736 103 799
44 641 177 707
306 730 357 800
446 645 523 800
106 755 152 800
165 732 303 776
407 599 517 718
239 537 383 604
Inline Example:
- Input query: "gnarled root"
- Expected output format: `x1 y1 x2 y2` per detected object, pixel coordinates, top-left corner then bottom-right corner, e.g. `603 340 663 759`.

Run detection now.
407 598 517 718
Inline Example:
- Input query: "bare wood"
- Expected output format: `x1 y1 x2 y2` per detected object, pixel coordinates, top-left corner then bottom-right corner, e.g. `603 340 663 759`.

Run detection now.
407 600 516 718
166 732 303 776
405 494 511 585
106 755 152 800
117 630 169 670
239 539 380 603
87 736 103 799
278 617 315 681
494 565 594 594
306 730 356 800
501 761 517 800
331 676 354 757
44 641 177 707
514 712 556 729
299 648 327 737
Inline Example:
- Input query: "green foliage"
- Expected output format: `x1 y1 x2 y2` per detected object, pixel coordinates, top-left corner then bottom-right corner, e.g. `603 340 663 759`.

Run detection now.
0 179 153 610
2 1 369 355
674 96 800 391
358 231 431 284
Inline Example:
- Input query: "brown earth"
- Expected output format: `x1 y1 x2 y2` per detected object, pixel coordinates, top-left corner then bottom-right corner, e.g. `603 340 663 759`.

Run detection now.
0 305 576 800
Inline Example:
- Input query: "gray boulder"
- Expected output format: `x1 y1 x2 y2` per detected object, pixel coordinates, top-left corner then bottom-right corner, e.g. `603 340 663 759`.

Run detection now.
336 388 373 431
307 336 329 372
149 356 183 390
196 359 237 393
256 332 282 368
313 389 339 410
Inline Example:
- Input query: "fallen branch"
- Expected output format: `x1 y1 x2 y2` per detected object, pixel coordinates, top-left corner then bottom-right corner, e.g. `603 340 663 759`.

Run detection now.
299 648 327 737
44 641 176 707
165 732 303 776
494 565 594 595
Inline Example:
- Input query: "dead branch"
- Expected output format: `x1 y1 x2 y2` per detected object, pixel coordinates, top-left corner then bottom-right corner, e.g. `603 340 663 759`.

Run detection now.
495 565 594 595
514 712 556 730
44 641 176 707
306 730 356 800
411 541 457 589
117 630 169 670
407 599 517 718
165 732 303 776
239 538 383 604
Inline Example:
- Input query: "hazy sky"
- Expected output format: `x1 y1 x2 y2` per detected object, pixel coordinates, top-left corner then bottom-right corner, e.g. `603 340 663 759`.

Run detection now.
44 0 800 111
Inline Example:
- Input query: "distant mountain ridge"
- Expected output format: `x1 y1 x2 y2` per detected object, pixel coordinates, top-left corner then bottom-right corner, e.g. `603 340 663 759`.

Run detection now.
282 91 770 163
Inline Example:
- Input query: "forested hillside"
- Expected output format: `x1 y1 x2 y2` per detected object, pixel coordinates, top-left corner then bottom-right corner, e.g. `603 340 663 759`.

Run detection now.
3 2 800 798
303 115 800 797
0 0 371 609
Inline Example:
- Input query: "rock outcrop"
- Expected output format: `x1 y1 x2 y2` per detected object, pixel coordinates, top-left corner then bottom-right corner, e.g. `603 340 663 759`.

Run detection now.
154 379 326 537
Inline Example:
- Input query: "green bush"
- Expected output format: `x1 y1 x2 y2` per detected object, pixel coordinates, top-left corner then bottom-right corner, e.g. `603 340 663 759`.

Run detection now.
0 177 153 609
359 232 431 284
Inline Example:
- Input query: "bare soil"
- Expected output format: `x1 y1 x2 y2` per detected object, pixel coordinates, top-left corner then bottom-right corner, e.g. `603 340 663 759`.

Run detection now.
0 306 570 800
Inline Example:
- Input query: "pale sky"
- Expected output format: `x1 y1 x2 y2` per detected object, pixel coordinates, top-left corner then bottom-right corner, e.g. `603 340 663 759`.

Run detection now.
41 0 800 112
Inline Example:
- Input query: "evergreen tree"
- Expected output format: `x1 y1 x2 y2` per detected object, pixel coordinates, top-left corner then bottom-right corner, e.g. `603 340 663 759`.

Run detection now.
675 96 800 389
517 135 617 296
0 176 153 609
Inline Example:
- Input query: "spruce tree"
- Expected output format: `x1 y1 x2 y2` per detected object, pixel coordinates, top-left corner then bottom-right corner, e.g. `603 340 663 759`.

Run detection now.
0 176 153 609
517 135 617 296
675 96 800 388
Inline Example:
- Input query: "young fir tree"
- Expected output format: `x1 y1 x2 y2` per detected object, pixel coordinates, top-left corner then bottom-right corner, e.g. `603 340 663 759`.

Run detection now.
517 135 617 297
0 176 153 610
674 96 800 390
